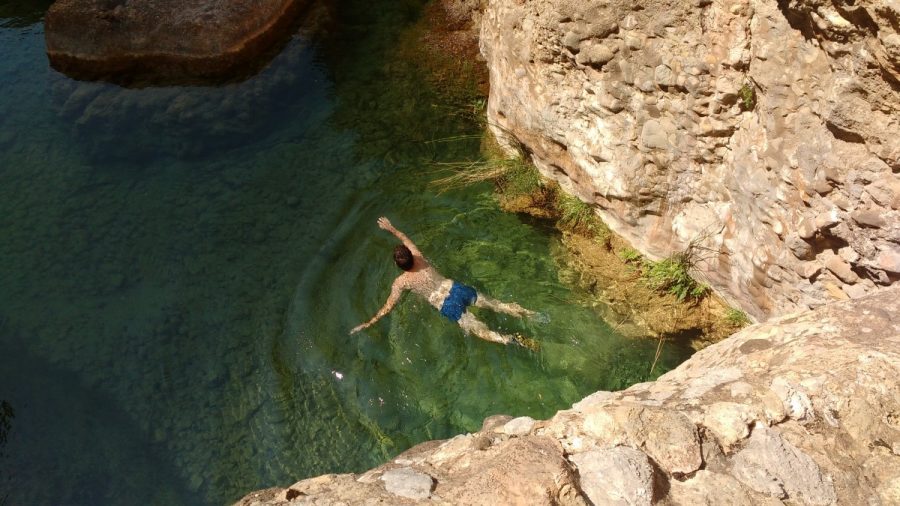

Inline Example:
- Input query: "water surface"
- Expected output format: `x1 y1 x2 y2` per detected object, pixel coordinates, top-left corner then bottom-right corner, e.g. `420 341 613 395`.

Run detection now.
0 1 693 504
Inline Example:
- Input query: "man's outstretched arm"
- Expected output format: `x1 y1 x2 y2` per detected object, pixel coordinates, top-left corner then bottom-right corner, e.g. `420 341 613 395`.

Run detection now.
378 217 421 257
350 279 404 334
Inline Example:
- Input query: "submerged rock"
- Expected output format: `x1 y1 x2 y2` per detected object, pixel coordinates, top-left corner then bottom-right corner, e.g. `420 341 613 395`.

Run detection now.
45 0 312 85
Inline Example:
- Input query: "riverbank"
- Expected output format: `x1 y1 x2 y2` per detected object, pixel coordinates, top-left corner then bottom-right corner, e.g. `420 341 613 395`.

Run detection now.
235 285 900 505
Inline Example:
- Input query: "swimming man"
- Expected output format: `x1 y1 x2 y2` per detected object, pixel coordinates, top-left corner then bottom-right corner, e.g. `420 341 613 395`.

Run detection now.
350 217 537 349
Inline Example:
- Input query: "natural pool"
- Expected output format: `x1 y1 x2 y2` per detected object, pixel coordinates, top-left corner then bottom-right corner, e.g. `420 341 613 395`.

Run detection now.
0 1 694 504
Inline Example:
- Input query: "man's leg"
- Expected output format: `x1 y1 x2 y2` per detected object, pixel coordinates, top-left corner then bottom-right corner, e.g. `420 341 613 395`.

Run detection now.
473 294 534 317
457 313 540 350
458 313 511 344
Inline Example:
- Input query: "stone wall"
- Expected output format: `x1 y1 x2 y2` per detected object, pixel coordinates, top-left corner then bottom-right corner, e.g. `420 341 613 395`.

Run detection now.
479 0 899 320
234 285 900 505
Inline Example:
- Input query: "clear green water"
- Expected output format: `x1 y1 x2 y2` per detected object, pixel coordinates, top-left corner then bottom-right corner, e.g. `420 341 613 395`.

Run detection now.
0 1 694 504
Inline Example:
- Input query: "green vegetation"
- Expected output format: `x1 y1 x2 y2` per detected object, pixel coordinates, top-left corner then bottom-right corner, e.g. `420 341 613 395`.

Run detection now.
618 247 642 264
739 82 755 110
725 308 751 326
614 245 709 302
431 154 539 195
498 156 543 197
556 192 611 246
470 97 487 117
642 254 709 301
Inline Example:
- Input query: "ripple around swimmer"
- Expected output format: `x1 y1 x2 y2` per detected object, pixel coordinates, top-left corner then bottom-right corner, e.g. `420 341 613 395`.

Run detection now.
0 1 693 505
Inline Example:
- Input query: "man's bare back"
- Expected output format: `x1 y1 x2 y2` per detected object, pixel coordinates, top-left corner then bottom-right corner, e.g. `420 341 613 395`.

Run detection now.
350 217 537 349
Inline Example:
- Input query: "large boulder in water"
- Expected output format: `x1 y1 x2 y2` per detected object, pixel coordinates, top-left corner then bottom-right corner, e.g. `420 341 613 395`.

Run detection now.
45 0 310 85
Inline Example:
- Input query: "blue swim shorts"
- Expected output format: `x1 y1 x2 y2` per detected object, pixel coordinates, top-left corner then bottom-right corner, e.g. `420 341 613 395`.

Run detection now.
439 281 478 321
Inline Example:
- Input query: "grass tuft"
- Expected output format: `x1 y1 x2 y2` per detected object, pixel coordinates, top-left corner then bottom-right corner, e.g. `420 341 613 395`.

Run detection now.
618 247 642 264
641 253 708 301
556 192 611 246
725 308 751 326
498 157 543 197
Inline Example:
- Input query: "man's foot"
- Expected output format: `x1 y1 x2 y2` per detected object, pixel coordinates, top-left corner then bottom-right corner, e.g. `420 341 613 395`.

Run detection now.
508 304 535 318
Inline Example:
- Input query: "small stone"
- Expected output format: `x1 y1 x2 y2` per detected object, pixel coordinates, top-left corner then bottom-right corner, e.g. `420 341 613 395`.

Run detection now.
618 405 702 475
641 120 669 149
482 414 513 432
703 402 756 449
654 64 675 87
575 45 615 67
797 218 817 239
770 377 814 422
598 94 625 112
842 283 868 299
797 261 822 279
838 246 860 264
573 391 617 411
427 435 473 465
824 282 850 300
380 467 434 500
830 193 851 210
868 175 900 209
874 246 900 274
851 209 885 228
562 31 582 51
786 234 813 260
502 416 536 436
824 254 859 284
583 407 627 444
625 34 644 50
667 471 758 506
814 209 841 230
570 447 655 506
813 178 833 195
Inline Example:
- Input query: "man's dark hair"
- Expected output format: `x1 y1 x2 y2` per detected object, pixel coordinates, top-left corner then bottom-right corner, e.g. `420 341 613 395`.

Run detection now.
393 244 414 271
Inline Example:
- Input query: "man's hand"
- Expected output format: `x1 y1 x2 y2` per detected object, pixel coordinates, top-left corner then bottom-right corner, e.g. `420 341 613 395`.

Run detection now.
377 217 394 232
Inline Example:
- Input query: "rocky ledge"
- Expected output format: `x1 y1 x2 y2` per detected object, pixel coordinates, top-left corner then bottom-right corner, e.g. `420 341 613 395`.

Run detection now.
235 285 900 505
45 0 309 85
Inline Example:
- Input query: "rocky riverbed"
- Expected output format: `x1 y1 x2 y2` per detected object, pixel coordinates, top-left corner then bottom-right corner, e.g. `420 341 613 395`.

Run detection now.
235 285 900 505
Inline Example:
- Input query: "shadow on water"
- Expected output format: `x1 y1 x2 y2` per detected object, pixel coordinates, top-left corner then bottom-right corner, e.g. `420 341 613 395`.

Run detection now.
0 0 694 505
0 398 13 506
0 0 53 28
0 340 198 505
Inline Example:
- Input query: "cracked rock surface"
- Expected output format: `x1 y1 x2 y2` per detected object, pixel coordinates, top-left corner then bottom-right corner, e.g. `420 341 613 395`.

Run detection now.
234 286 900 505
480 0 899 320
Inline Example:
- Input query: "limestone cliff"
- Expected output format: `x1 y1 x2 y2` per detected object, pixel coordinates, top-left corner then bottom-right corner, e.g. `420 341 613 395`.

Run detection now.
480 0 899 320
234 285 899 505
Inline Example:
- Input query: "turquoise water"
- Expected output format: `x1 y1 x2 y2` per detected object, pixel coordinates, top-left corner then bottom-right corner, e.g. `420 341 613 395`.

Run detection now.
0 1 693 504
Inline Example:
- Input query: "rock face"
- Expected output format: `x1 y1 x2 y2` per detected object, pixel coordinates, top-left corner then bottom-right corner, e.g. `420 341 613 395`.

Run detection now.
234 285 900 505
45 0 310 84
479 0 900 320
